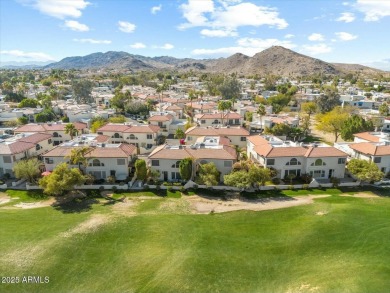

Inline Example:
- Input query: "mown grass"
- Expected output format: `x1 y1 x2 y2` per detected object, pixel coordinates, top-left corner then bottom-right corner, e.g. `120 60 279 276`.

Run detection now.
1 190 390 292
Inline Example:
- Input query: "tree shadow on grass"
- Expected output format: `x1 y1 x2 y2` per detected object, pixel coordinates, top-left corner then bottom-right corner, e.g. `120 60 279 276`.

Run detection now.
52 197 99 213
240 190 294 202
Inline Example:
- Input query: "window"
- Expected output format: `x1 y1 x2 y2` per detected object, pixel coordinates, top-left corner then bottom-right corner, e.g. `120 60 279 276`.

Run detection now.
374 157 382 163
158 122 163 127
117 159 126 165
113 133 121 138
381 167 386 173
240 137 247 141
90 159 104 167
44 158 53 164
187 136 192 141
213 120 219 124
284 169 301 177
53 132 59 137
201 120 206 124
311 159 326 166
97 132 103 135
267 159 275 166
286 158 301 166
147 144 153 149
3 156 11 163
224 161 232 167
171 161 181 168
48 139 52 144
235 119 239 124
199 160 207 165
310 170 325 178
151 160 159 166
171 172 181 180
129 134 136 140
338 158 346 164
36 144 41 151
147 134 153 139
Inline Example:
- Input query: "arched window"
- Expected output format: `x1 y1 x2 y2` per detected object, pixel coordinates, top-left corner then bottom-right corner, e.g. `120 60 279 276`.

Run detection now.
90 159 104 167
171 161 180 168
35 144 41 151
286 158 301 166
129 134 136 140
200 160 208 165
113 133 120 138
53 132 59 137
311 159 326 166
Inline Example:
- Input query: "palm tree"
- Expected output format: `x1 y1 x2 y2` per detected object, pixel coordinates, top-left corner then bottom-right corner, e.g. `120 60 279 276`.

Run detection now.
65 123 78 140
67 146 92 174
256 104 266 131
175 128 185 139
218 101 232 126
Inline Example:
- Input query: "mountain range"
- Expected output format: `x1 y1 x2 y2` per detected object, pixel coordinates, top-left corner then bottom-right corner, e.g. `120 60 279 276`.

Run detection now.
5 46 388 76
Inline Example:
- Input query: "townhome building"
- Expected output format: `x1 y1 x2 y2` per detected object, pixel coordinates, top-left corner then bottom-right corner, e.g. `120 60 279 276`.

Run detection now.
185 126 250 148
148 137 237 182
148 112 175 135
15 122 88 145
96 123 162 153
0 132 53 177
248 135 348 180
194 112 243 127
334 132 390 175
43 135 137 181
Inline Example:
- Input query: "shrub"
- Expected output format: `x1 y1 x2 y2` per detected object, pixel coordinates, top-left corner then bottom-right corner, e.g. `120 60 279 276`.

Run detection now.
99 186 104 191
173 182 182 186
302 184 309 190
143 184 149 190
156 185 161 190
112 186 117 192
272 178 281 185
119 181 125 186
289 185 294 190
180 186 186 193
107 175 116 184
193 184 198 189
168 187 173 192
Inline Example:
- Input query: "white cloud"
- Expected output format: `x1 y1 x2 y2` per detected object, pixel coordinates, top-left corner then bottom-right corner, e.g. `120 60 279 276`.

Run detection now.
0 50 55 61
151 4 162 14
200 29 238 37
130 42 146 49
336 12 355 22
118 21 136 33
178 0 288 35
308 33 325 41
301 43 332 55
192 37 295 57
64 20 89 32
335 32 358 41
73 38 111 44
159 43 174 50
284 34 295 39
355 0 390 21
178 0 215 29
23 0 90 19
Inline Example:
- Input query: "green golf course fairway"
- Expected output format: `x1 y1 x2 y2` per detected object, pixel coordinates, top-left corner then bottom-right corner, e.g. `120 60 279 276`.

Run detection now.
1 191 390 293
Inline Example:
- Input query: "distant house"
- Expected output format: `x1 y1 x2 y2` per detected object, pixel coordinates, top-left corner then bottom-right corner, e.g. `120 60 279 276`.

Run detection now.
185 126 250 147
14 122 88 145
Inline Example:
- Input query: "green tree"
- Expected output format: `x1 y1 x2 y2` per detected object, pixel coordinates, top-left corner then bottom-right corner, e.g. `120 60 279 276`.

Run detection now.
108 115 126 123
197 162 220 186
39 163 85 196
256 104 266 130
72 79 94 104
301 102 317 119
147 168 160 184
135 159 147 181
110 90 132 112
179 158 193 181
267 94 290 114
90 117 108 133
223 170 252 189
265 123 292 136
340 115 374 141
35 109 55 123
218 76 241 103
13 158 41 183
175 128 185 139
218 100 232 126
18 98 39 108
316 107 349 142
316 86 341 113
245 111 253 122
65 123 78 140
347 159 384 183
379 103 390 117
18 116 28 125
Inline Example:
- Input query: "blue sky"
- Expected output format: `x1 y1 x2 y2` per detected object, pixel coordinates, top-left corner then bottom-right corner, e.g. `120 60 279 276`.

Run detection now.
1 0 390 70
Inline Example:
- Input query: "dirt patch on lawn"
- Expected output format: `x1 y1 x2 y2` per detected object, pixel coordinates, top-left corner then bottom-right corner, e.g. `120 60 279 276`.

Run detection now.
0 192 11 205
14 197 56 209
339 192 380 198
186 195 330 214
61 214 113 238
111 198 137 217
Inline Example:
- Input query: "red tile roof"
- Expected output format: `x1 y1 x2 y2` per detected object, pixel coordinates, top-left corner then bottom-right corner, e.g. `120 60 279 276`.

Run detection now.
149 144 236 160
148 114 174 122
353 132 380 142
349 142 390 156
186 126 249 136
